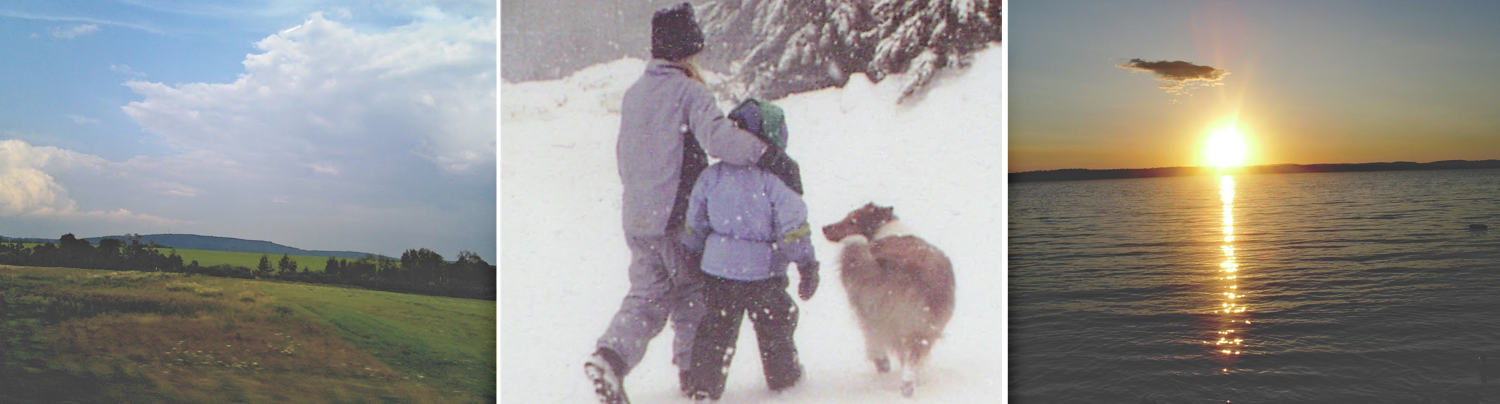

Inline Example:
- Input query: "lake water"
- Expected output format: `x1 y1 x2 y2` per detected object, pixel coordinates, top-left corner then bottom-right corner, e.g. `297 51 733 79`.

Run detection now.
1008 169 1500 403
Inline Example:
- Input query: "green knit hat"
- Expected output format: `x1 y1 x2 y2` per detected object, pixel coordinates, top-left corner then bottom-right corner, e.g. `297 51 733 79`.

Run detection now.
728 98 788 150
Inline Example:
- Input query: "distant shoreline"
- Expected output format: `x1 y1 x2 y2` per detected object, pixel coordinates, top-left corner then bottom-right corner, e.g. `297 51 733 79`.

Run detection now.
1009 160 1500 183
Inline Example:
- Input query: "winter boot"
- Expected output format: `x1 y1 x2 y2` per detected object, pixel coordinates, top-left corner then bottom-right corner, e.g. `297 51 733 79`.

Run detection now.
585 349 630 404
689 390 717 402
679 370 693 397
767 361 803 392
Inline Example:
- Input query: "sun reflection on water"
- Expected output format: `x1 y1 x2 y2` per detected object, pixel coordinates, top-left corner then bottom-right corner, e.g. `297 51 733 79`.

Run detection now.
1210 175 1247 370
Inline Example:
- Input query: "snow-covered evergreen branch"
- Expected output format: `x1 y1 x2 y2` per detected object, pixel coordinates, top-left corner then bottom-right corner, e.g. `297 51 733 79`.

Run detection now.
700 0 1001 103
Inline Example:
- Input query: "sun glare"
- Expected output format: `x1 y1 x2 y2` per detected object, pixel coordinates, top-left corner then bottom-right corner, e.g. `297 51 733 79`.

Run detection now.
1206 126 1249 168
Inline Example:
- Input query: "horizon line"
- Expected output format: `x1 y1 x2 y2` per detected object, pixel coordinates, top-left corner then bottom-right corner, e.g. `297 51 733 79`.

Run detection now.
1009 158 1500 174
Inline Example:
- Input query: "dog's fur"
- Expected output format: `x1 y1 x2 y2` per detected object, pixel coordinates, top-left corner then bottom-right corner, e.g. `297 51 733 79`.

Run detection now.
822 203 955 397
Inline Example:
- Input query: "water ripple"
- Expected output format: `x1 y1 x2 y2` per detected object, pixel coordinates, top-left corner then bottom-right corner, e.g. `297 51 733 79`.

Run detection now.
1010 169 1500 403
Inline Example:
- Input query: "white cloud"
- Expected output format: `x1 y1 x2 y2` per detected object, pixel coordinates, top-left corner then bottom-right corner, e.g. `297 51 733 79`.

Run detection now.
307 162 339 175
146 179 200 197
49 23 99 39
0 9 161 34
0 139 179 226
0 162 69 216
123 12 496 174
64 114 100 126
0 5 495 257
110 64 147 78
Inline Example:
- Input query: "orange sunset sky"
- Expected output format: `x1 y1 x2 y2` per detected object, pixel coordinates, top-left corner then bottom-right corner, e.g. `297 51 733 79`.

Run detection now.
1009 1 1500 173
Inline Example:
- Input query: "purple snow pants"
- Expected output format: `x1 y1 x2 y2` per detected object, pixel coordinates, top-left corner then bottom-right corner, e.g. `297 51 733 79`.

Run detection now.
595 231 706 376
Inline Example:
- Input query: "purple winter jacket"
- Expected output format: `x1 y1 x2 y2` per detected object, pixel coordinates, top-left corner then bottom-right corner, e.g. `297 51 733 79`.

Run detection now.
617 60 767 237
682 162 816 282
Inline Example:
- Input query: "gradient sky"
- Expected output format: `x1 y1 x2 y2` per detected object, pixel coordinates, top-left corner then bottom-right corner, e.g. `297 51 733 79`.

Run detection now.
1 0 496 260
1011 0 1500 172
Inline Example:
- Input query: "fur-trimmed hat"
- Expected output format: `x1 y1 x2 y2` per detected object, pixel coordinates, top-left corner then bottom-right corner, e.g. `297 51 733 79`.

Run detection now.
728 98 788 151
651 2 705 61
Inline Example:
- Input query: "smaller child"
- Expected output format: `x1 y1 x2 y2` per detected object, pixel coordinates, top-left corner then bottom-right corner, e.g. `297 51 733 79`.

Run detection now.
681 99 819 401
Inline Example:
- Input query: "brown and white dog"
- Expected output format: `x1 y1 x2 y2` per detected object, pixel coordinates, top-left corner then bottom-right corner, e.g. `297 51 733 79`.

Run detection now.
822 203 955 397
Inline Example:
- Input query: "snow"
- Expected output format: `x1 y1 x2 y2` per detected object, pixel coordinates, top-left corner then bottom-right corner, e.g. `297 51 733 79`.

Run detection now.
700 0 1000 101
501 45 1005 403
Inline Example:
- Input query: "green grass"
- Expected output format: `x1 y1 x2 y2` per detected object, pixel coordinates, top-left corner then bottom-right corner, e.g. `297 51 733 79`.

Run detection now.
0 265 494 404
247 280 496 401
7 243 340 271
168 249 340 272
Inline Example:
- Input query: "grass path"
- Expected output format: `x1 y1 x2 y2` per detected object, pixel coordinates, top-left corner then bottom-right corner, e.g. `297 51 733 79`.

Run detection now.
254 281 497 401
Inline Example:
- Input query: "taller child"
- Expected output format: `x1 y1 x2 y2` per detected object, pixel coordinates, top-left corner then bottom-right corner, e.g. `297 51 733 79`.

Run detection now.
585 3 802 404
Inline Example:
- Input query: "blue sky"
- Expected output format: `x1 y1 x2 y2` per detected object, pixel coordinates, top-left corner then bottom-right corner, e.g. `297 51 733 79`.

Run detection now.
1 0 496 260
1011 0 1500 172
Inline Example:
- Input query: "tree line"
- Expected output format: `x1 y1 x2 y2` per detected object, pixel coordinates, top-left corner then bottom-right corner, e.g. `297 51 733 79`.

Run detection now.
0 234 496 300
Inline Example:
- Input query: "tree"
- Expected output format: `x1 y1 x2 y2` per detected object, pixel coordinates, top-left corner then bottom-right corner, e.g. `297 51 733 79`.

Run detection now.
699 0 1001 102
376 256 400 280
122 234 154 271
455 250 489 267
401 248 445 283
257 255 273 278
325 257 342 277
700 0 876 99
345 256 377 280
166 250 185 272
452 250 495 294
58 233 94 268
277 254 297 276
96 238 123 269
30 243 58 267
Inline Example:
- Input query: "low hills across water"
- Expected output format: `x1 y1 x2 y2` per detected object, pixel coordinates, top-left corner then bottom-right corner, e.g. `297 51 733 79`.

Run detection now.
1010 159 1500 183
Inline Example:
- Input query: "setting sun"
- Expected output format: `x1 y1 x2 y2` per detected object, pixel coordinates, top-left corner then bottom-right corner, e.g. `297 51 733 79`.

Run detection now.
1206 126 1249 168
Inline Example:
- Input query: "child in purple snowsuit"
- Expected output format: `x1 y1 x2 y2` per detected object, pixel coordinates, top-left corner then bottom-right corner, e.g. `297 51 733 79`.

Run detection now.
681 99 819 400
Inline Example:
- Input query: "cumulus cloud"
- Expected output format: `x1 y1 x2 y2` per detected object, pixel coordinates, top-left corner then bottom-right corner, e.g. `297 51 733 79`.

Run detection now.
123 12 496 174
49 23 99 38
1117 58 1229 95
0 139 180 226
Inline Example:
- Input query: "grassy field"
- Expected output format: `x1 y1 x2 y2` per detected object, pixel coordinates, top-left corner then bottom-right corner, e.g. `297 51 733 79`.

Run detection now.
12 243 342 271
0 265 496 404
168 249 342 272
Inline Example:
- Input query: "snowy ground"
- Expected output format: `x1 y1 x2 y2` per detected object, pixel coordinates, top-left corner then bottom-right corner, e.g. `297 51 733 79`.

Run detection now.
501 46 1005 403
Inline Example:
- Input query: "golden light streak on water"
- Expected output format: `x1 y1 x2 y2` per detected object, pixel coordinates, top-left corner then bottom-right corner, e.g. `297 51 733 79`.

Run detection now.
1210 174 1247 369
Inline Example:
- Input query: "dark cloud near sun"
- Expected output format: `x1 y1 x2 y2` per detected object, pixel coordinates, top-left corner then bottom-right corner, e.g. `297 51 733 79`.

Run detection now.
1117 58 1229 95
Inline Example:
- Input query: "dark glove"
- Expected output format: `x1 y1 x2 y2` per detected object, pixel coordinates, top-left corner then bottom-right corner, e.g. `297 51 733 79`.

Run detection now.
797 262 819 301
757 147 804 195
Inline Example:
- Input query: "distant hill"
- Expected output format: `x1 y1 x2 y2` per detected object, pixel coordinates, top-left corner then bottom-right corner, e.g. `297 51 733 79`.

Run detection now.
1010 159 1500 183
3 233 380 260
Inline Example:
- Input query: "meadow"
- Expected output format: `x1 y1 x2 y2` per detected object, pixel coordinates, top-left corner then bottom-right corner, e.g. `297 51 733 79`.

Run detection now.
17 242 353 272
168 249 343 272
0 265 496 404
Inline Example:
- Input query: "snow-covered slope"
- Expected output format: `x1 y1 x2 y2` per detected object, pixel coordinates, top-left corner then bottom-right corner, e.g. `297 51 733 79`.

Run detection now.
501 45 1004 403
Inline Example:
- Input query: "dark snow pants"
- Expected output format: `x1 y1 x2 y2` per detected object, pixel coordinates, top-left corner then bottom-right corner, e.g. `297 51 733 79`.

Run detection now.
687 275 802 399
